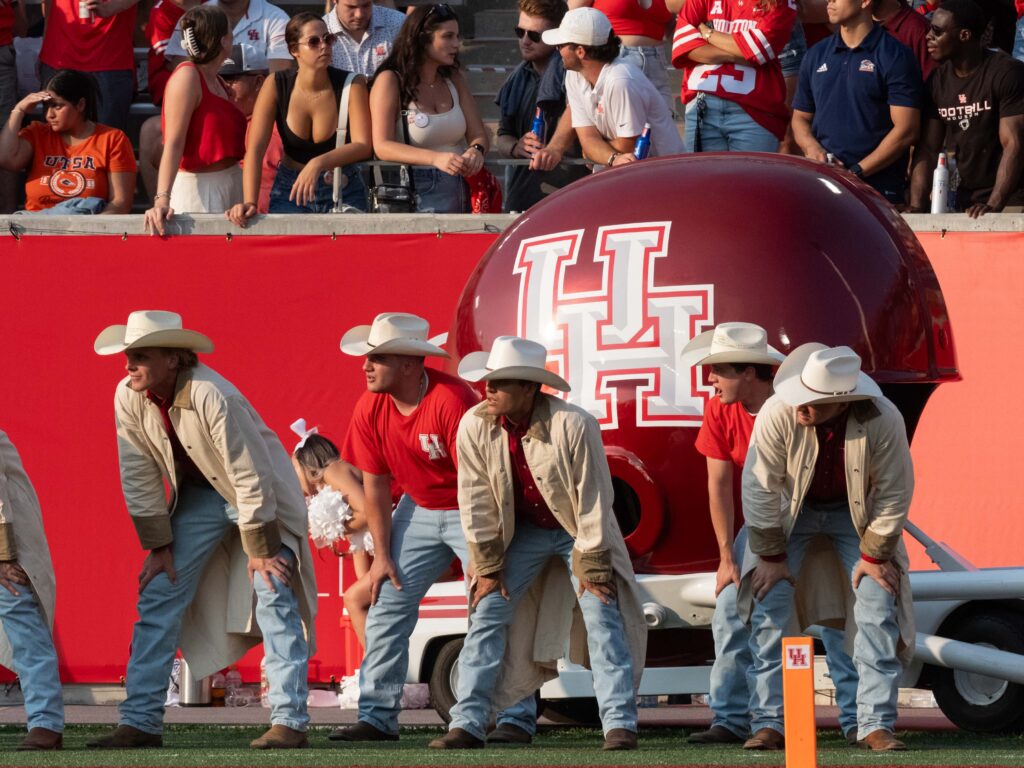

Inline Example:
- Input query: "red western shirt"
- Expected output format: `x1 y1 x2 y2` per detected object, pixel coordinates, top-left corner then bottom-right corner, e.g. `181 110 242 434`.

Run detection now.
146 389 210 488
502 414 561 530
805 411 848 505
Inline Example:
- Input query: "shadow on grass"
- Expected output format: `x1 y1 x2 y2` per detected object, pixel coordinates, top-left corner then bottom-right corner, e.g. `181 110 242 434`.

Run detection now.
1 725 1023 766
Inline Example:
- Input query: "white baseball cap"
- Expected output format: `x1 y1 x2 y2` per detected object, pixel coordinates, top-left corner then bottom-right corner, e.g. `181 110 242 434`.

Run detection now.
541 7 612 47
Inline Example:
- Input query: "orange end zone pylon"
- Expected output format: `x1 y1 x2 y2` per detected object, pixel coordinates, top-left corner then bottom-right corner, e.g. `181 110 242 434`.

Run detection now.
783 636 817 768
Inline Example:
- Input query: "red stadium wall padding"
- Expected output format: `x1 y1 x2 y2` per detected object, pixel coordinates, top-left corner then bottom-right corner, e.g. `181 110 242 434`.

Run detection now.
904 232 1024 572
0 229 1020 683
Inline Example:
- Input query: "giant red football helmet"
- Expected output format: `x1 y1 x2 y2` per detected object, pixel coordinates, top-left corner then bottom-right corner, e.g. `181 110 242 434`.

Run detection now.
449 154 958 575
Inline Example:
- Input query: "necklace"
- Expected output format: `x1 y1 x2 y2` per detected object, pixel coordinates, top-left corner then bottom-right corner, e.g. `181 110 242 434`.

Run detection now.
421 78 443 89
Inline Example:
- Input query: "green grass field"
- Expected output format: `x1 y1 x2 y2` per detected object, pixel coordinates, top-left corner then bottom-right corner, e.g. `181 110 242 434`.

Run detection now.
2 726 1023 766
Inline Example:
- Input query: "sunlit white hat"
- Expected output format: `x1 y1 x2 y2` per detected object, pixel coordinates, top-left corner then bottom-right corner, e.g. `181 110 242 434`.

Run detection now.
94 310 214 355
458 336 570 392
774 343 882 406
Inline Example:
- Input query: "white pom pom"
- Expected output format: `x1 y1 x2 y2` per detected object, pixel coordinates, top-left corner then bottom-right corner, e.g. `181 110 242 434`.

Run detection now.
306 488 350 549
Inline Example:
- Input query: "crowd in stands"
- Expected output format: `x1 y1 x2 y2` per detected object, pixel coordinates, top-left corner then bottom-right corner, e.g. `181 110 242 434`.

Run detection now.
0 0 1021 219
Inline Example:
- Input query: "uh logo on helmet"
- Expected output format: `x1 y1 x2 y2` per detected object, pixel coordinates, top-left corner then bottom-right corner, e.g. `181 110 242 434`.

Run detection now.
450 153 958 574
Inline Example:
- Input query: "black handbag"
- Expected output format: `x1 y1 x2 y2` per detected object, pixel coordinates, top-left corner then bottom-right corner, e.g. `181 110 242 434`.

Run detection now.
370 110 417 213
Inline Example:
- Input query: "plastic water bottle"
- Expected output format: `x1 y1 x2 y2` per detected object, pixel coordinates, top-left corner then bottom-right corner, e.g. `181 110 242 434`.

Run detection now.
225 665 243 693
931 152 949 214
210 671 226 707
530 107 545 144
633 123 652 160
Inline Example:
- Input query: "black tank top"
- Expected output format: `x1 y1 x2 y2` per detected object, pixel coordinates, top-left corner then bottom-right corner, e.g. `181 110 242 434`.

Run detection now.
274 66 352 164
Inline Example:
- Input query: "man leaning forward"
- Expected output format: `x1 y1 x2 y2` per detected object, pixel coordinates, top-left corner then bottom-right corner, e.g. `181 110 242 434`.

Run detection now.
88 311 317 750
429 336 646 751
742 344 915 752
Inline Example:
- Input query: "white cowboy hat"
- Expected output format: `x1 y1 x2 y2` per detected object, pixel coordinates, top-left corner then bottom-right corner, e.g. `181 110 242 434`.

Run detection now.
458 336 570 392
94 310 214 356
680 322 785 368
339 312 449 358
773 343 882 406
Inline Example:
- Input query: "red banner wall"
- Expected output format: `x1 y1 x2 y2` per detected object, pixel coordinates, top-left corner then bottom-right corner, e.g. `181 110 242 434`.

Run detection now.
0 233 491 683
0 228 1020 684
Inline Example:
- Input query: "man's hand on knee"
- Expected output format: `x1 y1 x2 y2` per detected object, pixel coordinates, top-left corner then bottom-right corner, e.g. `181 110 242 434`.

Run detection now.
0 561 29 596
368 555 402 606
139 545 177 593
852 558 900 596
471 571 508 609
752 559 795 601
248 552 292 592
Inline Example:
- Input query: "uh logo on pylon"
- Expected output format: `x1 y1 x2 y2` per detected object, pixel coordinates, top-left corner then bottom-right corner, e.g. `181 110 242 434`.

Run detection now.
512 221 714 430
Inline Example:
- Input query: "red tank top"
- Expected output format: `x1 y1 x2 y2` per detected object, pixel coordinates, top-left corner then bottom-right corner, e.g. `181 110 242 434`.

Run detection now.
594 0 672 39
164 62 247 171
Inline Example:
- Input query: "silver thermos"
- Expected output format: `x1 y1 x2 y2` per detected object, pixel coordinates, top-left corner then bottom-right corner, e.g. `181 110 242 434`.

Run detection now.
178 659 211 706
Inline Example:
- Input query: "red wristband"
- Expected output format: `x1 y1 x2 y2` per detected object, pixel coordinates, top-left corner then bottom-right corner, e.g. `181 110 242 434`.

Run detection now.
860 553 886 565
760 552 787 563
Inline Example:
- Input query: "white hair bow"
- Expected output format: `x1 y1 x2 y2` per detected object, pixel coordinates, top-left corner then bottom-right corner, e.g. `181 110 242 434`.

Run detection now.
290 418 319 452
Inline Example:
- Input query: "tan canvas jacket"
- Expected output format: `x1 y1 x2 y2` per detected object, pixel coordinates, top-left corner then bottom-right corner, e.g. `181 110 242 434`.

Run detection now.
456 394 647 707
740 394 915 661
0 430 57 671
113 364 317 678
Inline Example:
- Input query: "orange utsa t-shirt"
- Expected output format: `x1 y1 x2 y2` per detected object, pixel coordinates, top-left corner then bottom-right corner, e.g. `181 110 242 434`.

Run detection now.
20 122 137 211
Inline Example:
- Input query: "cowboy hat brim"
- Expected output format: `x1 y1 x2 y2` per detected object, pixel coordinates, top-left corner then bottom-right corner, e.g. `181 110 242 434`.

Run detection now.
94 325 215 356
458 351 571 392
680 329 785 369
773 342 882 406
339 325 450 358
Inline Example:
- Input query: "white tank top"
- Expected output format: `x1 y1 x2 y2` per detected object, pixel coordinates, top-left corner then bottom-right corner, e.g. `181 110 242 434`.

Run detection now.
402 79 467 155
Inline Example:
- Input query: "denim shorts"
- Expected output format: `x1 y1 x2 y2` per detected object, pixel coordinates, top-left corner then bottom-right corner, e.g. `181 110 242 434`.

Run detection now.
269 161 368 213
411 167 468 213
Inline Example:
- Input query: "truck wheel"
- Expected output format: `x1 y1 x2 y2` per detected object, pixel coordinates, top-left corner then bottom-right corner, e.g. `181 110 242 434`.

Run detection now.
428 638 463 723
932 611 1024 733
541 697 601 726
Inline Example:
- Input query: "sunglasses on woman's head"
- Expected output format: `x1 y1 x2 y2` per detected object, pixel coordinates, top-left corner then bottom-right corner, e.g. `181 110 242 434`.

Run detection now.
300 33 337 48
425 3 456 21
514 26 543 43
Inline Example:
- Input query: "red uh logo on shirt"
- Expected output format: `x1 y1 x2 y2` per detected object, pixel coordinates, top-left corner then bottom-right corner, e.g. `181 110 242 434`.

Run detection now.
248 29 260 41
419 434 447 460
512 222 714 430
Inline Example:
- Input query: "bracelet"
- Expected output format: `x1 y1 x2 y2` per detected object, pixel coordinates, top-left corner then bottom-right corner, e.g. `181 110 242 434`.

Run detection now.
607 151 619 166
470 142 486 155
154 191 171 200
244 201 257 207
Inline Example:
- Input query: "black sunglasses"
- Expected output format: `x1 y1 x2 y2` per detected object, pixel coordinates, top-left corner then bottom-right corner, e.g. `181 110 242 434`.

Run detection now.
426 3 456 21
514 26 543 43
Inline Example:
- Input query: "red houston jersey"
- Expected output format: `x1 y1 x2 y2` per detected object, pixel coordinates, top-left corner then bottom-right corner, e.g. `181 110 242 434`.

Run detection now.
341 369 479 510
672 0 795 139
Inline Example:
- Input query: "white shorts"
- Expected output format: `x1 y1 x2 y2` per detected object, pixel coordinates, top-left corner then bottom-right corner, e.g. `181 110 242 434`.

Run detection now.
170 164 242 214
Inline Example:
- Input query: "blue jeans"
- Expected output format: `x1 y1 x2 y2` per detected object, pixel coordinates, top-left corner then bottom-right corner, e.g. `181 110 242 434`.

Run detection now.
39 65 134 132
357 497 535 735
684 94 779 152
449 522 637 739
709 527 858 738
779 19 807 79
411 167 468 213
618 45 675 116
748 502 901 739
17 197 106 215
119 484 309 735
0 585 64 732
1013 16 1024 62
269 161 368 213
